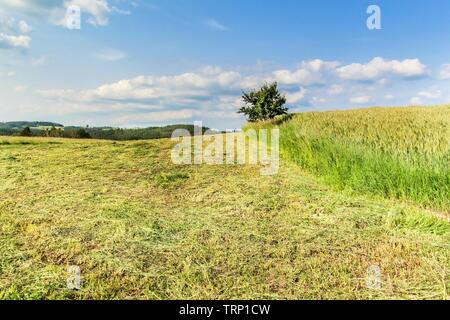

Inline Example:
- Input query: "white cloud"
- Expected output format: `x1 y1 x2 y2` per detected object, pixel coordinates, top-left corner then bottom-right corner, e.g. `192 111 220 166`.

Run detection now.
273 69 319 86
32 56 47 66
327 84 344 95
0 0 62 15
438 64 450 80
311 97 327 104
305 59 340 72
36 89 75 99
286 87 306 104
337 57 427 81
205 18 228 31
0 16 32 49
0 16 15 29
417 89 442 99
36 68 250 117
0 32 30 48
410 97 422 105
0 0 132 28
113 108 240 127
115 109 196 125
32 57 441 126
70 0 111 26
14 85 28 93
350 95 371 104
18 20 31 33
33 66 264 126
273 59 339 86
81 71 241 102
95 49 126 61
0 70 15 76
410 88 442 105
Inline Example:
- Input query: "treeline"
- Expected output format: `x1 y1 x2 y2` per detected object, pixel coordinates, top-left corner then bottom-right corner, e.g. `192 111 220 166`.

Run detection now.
3 125 214 141
0 121 63 130
0 128 15 136
19 127 91 139
82 125 212 141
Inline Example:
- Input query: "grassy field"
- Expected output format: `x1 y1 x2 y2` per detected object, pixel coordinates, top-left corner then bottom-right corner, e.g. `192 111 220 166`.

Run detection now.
250 106 450 210
0 132 449 299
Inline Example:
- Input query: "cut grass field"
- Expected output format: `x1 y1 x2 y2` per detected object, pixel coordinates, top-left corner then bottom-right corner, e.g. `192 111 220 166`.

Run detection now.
0 133 449 299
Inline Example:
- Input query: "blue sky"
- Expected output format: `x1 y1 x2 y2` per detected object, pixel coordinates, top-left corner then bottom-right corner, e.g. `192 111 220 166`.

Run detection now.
1 0 449 129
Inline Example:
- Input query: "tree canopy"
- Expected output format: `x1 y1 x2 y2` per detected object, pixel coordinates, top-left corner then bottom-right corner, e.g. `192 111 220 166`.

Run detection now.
238 82 288 122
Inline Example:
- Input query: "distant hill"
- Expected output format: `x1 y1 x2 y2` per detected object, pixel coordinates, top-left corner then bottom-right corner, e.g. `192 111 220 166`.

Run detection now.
0 121 64 130
0 122 217 141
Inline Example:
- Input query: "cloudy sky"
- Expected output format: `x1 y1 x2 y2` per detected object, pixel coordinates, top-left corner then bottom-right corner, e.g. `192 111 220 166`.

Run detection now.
1 0 449 129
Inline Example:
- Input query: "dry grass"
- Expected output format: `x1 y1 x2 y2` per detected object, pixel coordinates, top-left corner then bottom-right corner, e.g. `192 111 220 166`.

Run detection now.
0 135 449 299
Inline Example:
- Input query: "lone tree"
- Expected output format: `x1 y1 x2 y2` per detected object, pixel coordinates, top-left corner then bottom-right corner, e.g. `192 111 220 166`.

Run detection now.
76 128 91 139
238 82 288 122
20 127 32 137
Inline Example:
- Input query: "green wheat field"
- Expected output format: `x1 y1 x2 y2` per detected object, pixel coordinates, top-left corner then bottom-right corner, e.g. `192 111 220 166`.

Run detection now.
0 106 449 300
